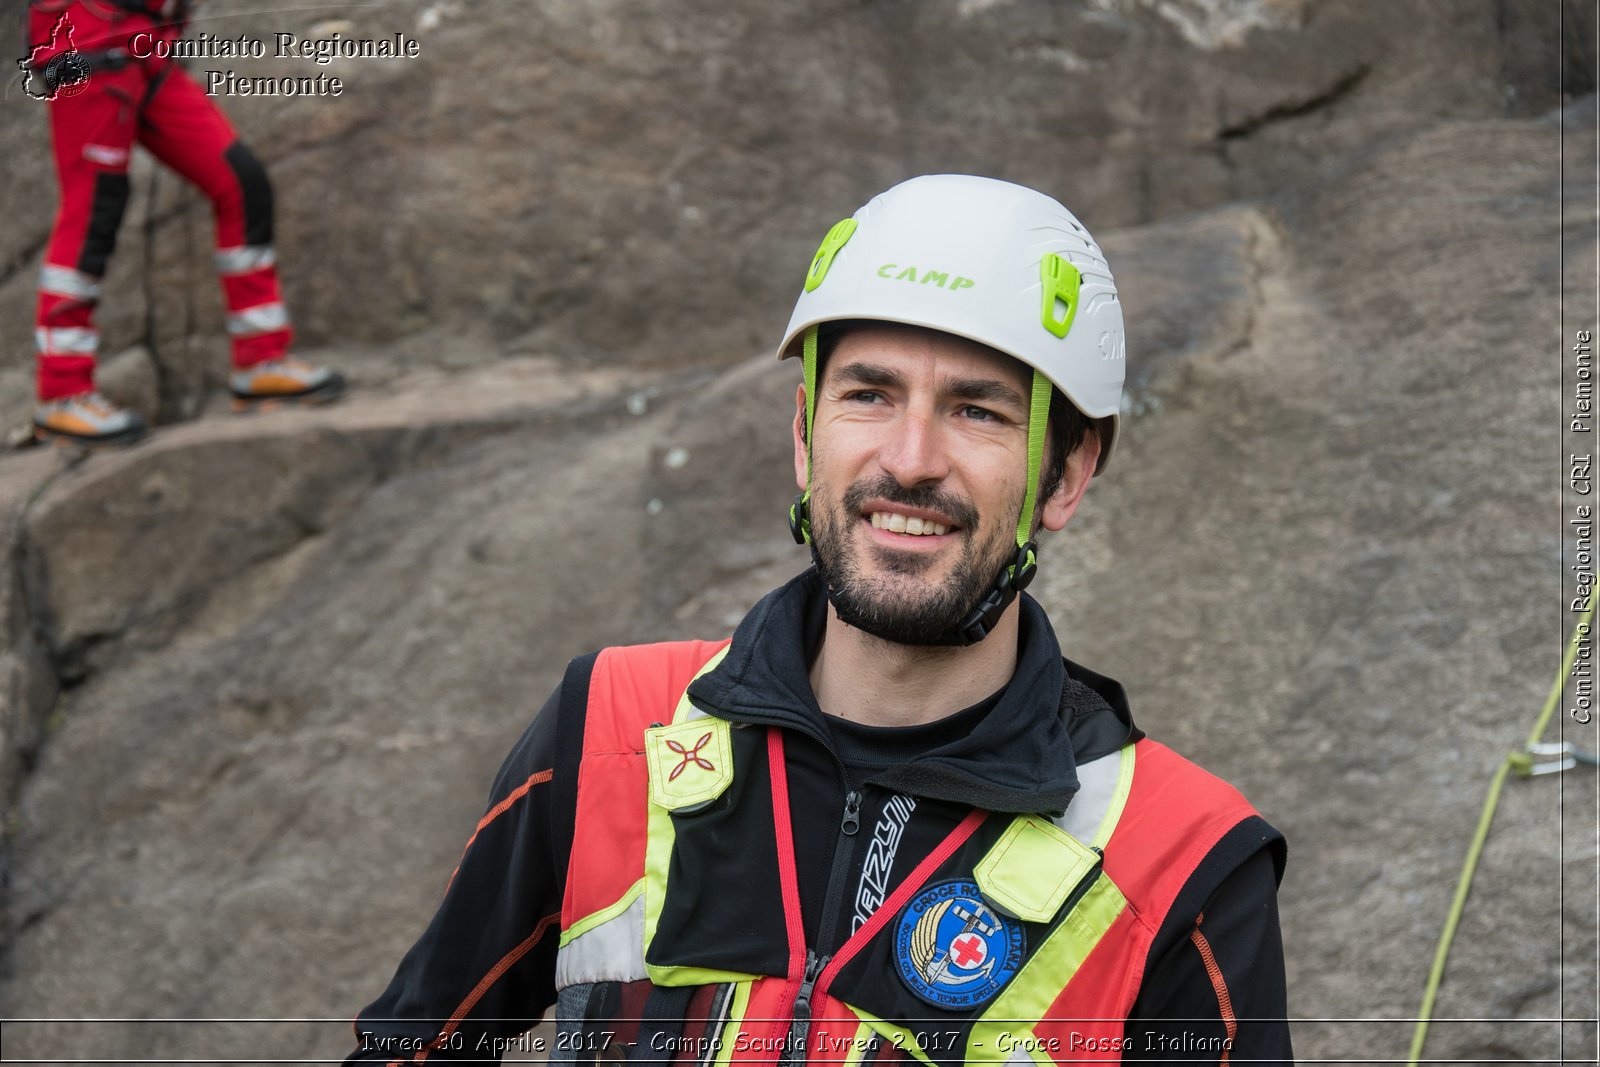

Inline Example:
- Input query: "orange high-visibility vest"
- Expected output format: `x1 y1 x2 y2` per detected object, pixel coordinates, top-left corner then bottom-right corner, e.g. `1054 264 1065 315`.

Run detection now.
557 641 1261 1065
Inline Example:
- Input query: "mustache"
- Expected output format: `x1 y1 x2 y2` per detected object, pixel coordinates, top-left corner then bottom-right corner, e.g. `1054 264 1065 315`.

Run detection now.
839 474 978 531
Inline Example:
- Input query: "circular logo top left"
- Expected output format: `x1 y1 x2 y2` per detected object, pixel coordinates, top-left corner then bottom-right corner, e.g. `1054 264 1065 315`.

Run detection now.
45 48 93 98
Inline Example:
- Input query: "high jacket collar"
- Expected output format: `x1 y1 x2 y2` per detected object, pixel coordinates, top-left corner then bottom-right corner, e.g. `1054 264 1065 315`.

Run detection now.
686 568 1139 816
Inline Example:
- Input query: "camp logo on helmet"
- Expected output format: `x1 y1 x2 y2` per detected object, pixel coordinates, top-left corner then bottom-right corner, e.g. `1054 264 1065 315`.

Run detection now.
875 264 976 291
894 879 1024 1010
1099 328 1126 362
778 177 1127 479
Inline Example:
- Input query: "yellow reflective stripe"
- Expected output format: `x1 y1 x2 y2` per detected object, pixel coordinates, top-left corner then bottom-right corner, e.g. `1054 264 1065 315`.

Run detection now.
646 961 758 986
965 875 1128 1064
643 642 751 987
559 878 643 948
1090 744 1136 850
839 1020 877 1067
709 982 752 1067
643 788 675 964
848 1007 938 1067
672 644 730 722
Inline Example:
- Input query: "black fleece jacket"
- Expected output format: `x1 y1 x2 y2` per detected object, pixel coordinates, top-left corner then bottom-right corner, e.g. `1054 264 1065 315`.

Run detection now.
347 569 1292 1065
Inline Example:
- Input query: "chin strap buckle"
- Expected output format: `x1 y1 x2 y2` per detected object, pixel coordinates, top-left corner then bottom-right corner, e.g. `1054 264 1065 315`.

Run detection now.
951 541 1038 646
1011 540 1038 592
789 494 811 545
955 586 1008 646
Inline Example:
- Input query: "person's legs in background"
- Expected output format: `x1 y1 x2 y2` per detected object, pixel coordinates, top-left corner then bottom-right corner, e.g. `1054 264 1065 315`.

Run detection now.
135 62 344 410
32 3 148 444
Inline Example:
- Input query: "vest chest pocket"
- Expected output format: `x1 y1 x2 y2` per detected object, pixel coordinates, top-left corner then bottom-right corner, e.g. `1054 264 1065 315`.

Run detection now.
646 717 734 813
974 815 1100 923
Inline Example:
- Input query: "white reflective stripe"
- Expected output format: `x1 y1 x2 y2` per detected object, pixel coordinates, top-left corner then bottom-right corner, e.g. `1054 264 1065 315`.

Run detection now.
1090 745 1135 849
1054 746 1130 846
554 892 647 987
34 327 98 355
226 302 290 336
214 245 276 275
39 265 101 300
83 144 129 167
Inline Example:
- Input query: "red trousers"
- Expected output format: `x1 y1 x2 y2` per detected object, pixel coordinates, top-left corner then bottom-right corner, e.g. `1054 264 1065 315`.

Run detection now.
31 1 292 400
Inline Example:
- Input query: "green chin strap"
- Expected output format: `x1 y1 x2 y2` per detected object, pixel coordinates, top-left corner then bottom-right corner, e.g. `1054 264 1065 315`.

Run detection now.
787 324 820 545
788 322 1051 646
1014 367 1052 576
940 368 1048 646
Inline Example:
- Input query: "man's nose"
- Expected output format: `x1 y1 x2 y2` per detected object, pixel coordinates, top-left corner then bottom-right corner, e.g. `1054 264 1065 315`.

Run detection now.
877 409 951 487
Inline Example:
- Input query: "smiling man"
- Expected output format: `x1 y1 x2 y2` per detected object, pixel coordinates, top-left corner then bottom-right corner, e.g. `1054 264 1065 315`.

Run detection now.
347 176 1291 1066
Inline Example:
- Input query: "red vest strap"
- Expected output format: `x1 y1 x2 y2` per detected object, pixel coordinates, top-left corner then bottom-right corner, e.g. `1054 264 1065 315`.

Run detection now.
1103 739 1258 925
563 640 731 929
1030 738 1260 1056
581 640 732 753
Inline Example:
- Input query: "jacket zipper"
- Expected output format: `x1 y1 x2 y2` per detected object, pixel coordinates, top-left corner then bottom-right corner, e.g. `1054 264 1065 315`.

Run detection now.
785 783 861 1062
761 727 995 1066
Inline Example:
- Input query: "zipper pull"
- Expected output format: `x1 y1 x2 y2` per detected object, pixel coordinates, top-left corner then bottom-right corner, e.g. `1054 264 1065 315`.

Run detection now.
788 950 830 1059
840 790 862 836
794 949 825 1017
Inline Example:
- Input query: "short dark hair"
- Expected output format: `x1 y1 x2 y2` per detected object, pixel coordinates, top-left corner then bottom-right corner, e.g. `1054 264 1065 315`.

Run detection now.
1040 393 1094 502
814 320 1096 503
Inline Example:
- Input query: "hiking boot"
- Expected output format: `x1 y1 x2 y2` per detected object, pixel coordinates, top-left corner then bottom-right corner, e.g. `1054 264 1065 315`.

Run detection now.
230 356 346 412
33 391 148 446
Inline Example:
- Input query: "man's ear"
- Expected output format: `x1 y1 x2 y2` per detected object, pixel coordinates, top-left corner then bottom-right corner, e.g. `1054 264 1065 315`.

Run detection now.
1038 431 1101 532
793 383 809 492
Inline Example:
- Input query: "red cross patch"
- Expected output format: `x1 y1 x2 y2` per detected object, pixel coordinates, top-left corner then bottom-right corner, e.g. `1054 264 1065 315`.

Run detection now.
950 932 987 968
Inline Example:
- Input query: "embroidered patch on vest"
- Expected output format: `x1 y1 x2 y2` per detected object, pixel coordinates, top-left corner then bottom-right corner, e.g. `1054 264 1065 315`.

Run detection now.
894 879 1024 1009
646 717 733 811
665 732 715 780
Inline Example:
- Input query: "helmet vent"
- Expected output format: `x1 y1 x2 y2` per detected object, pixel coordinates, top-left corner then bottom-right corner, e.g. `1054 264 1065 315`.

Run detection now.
1039 253 1082 339
804 218 858 293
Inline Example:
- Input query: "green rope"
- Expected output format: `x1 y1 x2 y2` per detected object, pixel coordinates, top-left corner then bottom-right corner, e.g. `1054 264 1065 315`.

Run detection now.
1406 598 1596 1065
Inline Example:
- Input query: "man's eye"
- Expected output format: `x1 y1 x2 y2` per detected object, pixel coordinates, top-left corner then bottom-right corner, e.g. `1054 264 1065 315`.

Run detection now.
845 390 883 404
961 405 998 421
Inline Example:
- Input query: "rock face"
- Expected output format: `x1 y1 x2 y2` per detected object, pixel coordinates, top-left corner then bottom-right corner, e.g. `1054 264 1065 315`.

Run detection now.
3 0 1591 416
0 1 1595 1063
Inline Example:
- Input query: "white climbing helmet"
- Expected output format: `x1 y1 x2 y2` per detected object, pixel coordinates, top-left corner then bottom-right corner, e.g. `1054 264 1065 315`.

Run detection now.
776 173 1125 471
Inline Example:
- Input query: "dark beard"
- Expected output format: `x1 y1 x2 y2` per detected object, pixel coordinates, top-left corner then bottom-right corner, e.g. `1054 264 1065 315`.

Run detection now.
810 473 1014 646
